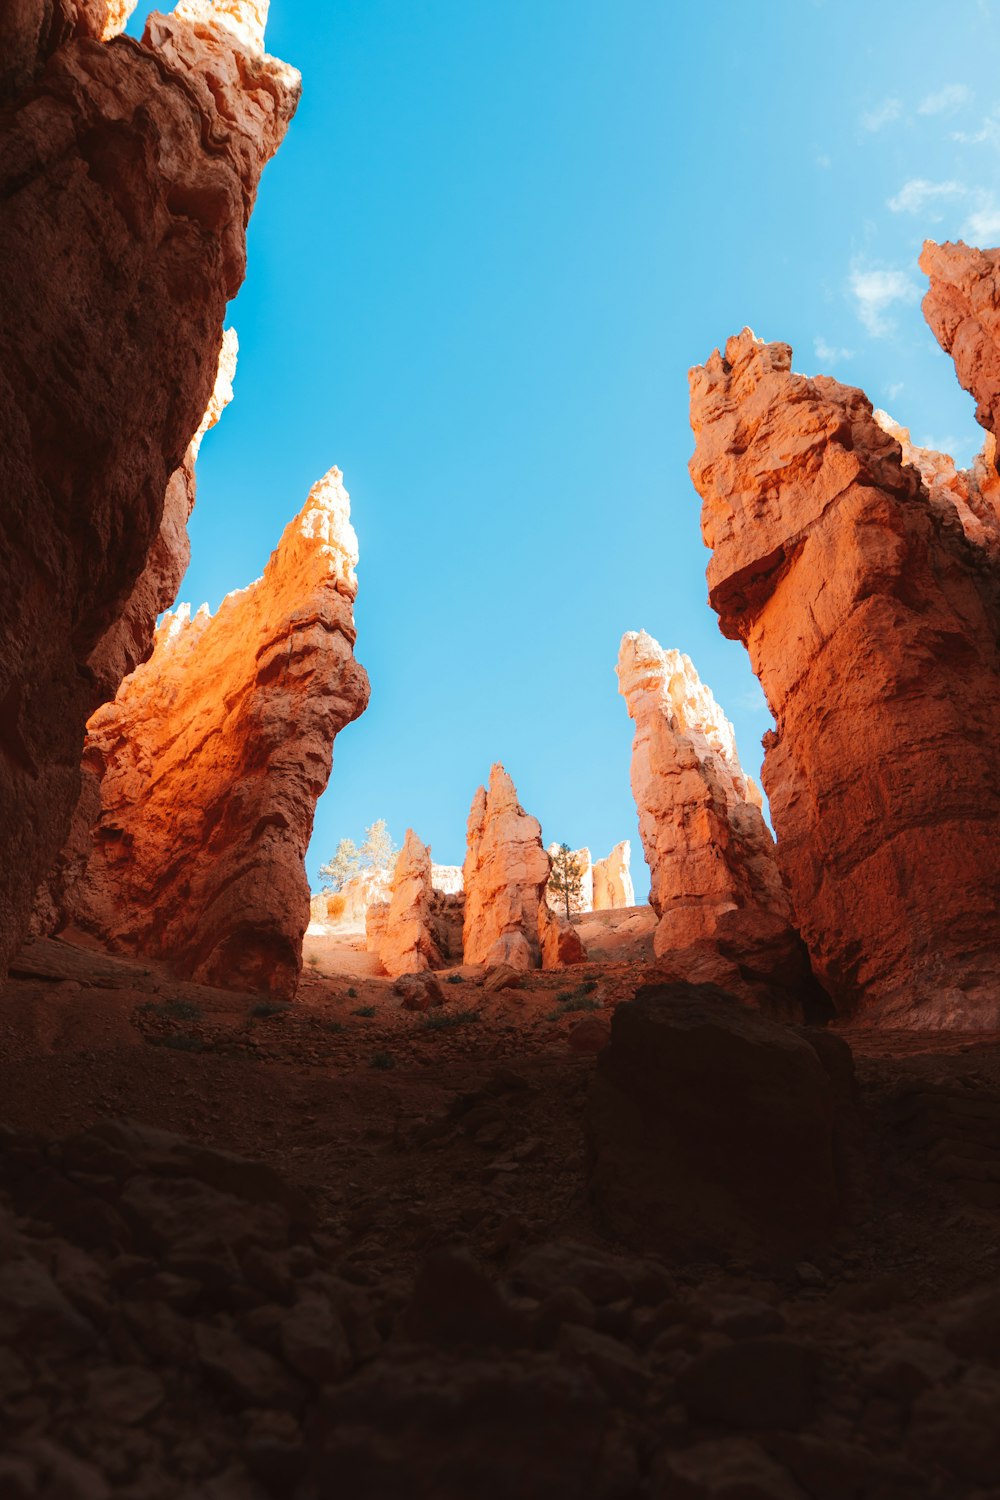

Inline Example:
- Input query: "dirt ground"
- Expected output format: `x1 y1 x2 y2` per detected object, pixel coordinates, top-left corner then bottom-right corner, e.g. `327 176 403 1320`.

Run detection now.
2 936 1000 1497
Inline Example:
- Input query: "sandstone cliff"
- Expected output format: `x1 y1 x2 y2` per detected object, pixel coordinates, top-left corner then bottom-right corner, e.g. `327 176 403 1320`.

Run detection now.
617 631 792 962
0 0 299 978
462 765 551 970
592 842 635 910
369 830 444 979
689 329 1000 1024
921 239 1000 451
57 467 369 998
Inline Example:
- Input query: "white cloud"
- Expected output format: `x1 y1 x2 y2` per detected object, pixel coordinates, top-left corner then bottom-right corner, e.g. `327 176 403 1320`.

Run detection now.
849 265 921 337
816 153 832 170
917 84 972 116
861 98 902 132
963 192 1000 243
814 336 854 365
952 110 1000 147
887 178 965 216
886 382 904 402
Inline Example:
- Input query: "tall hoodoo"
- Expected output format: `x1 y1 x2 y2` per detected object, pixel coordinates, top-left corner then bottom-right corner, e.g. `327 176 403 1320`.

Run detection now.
0 2 299 978
688 328 1000 1024
462 765 551 970
592 842 635 910
921 240 1000 448
56 467 370 999
617 630 791 961
372 830 444 979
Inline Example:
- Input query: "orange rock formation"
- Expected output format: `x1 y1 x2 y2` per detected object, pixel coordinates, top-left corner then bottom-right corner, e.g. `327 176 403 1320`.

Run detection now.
689 329 1000 1025
462 765 551 970
616 631 792 961
0 1 298 978
58 467 369 998
921 239 1000 449
368 831 444 979
592 842 635 910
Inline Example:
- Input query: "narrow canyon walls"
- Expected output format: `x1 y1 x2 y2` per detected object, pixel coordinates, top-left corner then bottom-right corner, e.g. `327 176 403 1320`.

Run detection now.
617 631 792 962
57 467 369 998
689 328 1000 1024
921 240 1000 448
462 765 552 970
0 1 299 977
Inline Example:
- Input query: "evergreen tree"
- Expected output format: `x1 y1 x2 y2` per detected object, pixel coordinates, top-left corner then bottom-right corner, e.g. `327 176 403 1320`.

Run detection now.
359 818 397 873
318 837 360 892
548 842 584 920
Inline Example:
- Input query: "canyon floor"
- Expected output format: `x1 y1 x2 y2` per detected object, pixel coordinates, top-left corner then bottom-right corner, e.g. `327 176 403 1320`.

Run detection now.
2 938 1000 1497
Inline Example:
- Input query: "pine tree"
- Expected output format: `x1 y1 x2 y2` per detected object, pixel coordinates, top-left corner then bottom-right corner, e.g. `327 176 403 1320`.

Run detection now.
359 818 397 873
318 837 360 892
548 843 584 920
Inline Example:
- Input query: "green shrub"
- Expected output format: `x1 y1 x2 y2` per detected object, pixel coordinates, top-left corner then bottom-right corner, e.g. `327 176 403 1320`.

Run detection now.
423 1009 480 1031
352 1005 376 1018
249 1000 291 1020
370 1051 394 1070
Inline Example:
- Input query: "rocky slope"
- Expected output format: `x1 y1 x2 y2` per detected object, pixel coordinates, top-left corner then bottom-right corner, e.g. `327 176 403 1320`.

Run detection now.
54 467 370 999
689 329 1000 1025
0 0 299 980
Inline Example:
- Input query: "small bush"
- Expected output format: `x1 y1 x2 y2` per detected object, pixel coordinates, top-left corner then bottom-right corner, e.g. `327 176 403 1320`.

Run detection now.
352 1005 376 1018
423 1009 480 1031
306 955 320 969
347 987 358 998
562 995 601 1013
249 1000 291 1020
555 990 575 1003
321 1019 346 1034
579 979 599 994
370 1051 395 1070
445 973 465 985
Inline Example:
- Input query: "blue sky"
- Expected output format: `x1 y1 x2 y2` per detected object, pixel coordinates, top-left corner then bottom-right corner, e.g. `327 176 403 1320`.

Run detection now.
128 1 998 882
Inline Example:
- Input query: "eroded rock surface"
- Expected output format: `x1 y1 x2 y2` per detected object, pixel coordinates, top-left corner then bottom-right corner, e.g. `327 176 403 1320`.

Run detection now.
462 765 550 970
0 1 299 979
592 841 635 911
617 631 793 962
56 467 370 998
689 330 1000 1025
369 831 444 979
921 239 1000 449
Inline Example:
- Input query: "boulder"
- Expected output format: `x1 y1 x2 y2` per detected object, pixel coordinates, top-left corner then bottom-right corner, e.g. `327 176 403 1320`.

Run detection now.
586 982 848 1258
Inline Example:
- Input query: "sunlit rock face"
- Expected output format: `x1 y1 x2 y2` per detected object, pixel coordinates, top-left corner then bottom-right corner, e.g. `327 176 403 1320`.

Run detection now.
56 467 369 999
921 239 1000 452
462 765 550 970
873 408 1000 561
0 3 299 979
617 631 792 962
545 845 593 914
369 830 444 978
689 329 1000 1026
592 841 635 910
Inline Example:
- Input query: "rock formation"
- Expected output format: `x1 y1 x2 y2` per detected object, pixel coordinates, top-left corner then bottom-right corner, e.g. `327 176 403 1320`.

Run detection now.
431 864 464 896
592 841 635 910
873 408 1000 562
538 902 587 969
462 765 551 970
55 467 370 998
0 1 299 979
367 831 444 979
689 328 1000 1025
586 982 852 1259
545 846 593 914
616 631 792 960
921 239 1000 450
